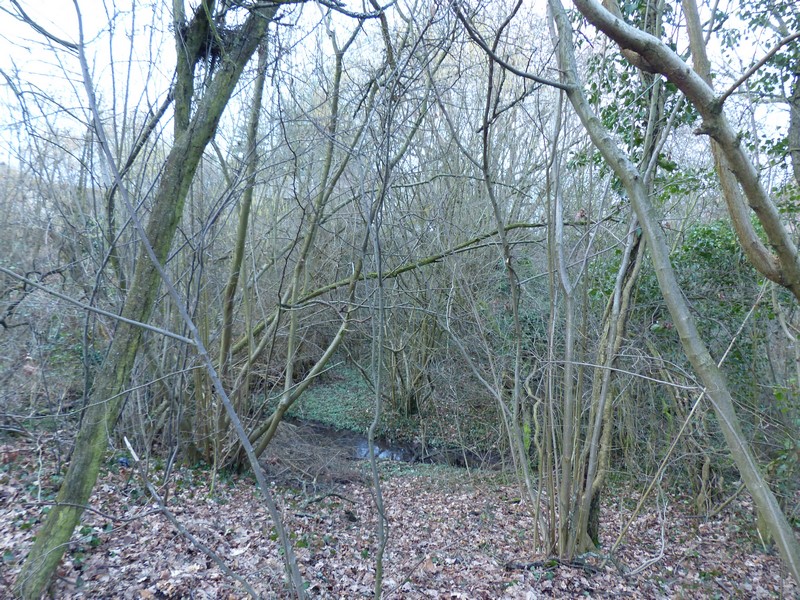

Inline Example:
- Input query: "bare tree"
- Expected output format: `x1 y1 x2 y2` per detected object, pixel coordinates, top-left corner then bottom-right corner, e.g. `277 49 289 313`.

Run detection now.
12 2 303 597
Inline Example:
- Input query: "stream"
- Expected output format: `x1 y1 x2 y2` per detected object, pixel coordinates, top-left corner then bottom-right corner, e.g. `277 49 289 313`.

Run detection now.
285 419 500 468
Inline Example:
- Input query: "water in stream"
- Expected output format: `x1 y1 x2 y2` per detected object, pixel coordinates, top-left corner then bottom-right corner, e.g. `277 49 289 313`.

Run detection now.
286 419 415 462
286 419 500 468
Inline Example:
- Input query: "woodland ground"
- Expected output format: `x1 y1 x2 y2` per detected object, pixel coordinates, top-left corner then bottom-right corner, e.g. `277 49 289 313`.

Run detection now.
0 430 797 599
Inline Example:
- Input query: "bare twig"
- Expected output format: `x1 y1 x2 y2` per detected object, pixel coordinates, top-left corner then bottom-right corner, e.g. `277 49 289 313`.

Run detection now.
301 492 356 508
450 0 572 91
7 0 78 50
707 482 746 519
384 534 474 598
625 490 668 577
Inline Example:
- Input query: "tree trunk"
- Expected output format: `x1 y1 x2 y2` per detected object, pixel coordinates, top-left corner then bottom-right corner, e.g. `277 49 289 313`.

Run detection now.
550 0 800 584
578 223 644 551
14 8 273 598
789 73 800 187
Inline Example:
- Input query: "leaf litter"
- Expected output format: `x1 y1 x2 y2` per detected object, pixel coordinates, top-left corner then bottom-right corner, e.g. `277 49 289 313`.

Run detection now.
1 436 797 599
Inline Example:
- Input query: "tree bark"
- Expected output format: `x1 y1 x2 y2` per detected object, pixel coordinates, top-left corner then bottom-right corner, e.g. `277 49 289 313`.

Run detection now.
550 0 800 585
14 7 274 598
219 44 267 383
577 221 643 551
790 73 800 187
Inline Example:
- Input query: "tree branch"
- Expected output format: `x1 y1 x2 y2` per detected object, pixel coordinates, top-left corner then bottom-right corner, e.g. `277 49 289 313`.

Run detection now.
573 0 800 301
718 31 800 106
450 0 573 92
8 0 78 50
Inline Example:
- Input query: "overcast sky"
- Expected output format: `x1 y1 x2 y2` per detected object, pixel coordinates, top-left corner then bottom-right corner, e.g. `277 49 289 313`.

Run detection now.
0 1 175 164
0 0 789 171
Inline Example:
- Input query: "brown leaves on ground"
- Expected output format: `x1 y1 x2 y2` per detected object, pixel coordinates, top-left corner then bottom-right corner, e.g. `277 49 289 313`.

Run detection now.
1 436 797 599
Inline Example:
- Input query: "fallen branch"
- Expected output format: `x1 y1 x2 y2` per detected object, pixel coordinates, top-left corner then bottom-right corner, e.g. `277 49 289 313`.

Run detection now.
302 492 356 508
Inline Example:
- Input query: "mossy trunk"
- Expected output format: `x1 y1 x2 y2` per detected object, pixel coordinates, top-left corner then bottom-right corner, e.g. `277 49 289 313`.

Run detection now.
14 8 273 598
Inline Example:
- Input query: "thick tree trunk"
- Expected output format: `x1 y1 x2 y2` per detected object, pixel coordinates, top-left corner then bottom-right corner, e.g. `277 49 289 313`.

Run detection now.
14 9 273 598
680 0 782 285
550 0 800 584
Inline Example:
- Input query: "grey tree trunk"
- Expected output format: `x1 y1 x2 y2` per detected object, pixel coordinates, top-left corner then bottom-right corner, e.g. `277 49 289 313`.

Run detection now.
550 0 800 584
14 8 274 598
789 74 800 187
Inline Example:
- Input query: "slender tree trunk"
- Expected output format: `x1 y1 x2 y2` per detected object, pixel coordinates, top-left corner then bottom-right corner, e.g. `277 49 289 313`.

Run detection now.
550 0 800 584
575 221 643 551
214 43 269 460
14 8 274 598
788 74 800 187
219 43 268 382
243 29 361 462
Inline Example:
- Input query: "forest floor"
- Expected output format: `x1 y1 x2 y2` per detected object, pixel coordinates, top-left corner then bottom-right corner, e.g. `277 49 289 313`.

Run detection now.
1 431 797 599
